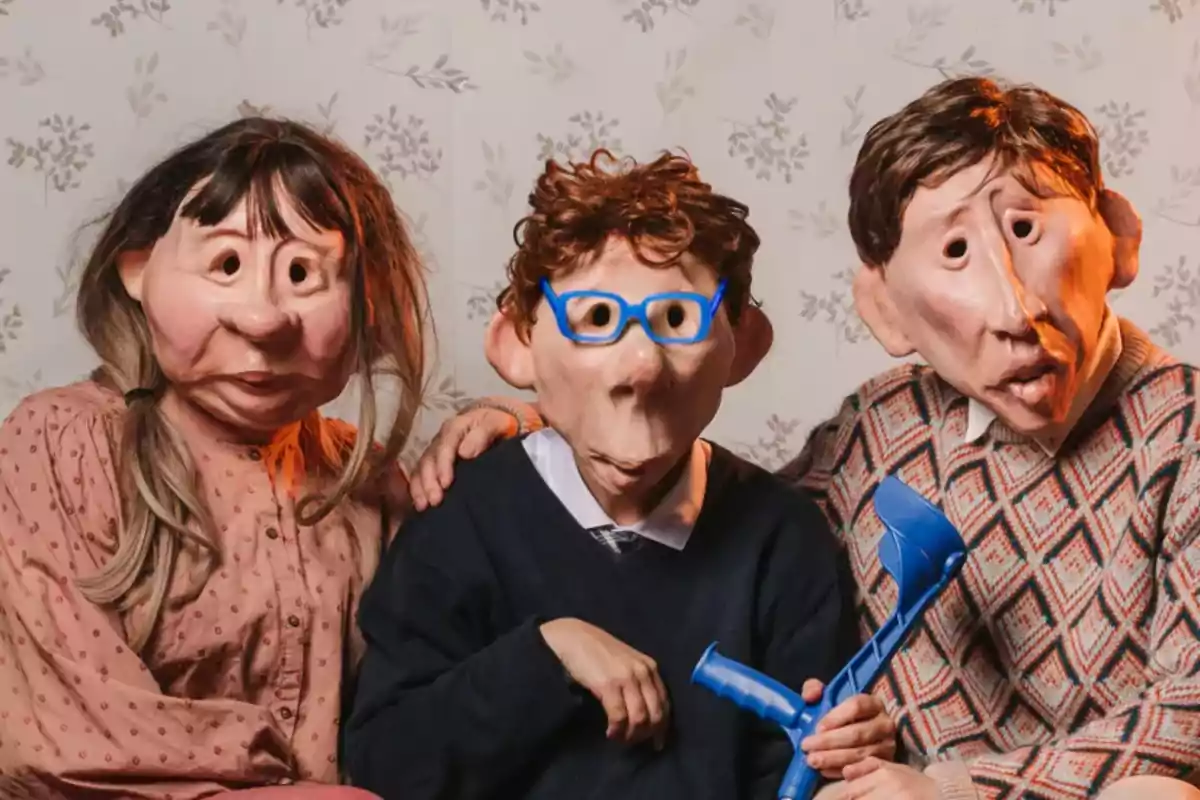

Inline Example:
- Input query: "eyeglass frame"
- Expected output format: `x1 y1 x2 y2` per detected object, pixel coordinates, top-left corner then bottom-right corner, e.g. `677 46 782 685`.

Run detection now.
539 277 729 345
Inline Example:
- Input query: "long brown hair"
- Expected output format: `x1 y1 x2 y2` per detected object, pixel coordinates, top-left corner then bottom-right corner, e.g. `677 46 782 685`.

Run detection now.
73 116 430 651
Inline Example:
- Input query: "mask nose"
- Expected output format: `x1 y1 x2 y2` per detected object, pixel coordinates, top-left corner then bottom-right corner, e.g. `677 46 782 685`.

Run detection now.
982 226 1042 341
609 325 667 397
220 295 301 350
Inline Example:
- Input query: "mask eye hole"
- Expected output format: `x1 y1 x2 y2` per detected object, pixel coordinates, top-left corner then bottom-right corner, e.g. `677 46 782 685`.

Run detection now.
288 260 308 284
219 254 240 276
1012 219 1034 239
566 296 622 338
943 238 967 260
665 303 686 328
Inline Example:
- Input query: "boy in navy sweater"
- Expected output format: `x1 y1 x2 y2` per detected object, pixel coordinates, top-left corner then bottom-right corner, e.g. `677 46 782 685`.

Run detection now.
346 150 897 799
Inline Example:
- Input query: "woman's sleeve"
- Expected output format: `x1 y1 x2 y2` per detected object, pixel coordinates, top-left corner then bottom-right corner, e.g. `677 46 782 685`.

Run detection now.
0 391 295 799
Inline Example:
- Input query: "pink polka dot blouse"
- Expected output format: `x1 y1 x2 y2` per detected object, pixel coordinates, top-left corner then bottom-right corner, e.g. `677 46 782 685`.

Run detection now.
0 381 408 798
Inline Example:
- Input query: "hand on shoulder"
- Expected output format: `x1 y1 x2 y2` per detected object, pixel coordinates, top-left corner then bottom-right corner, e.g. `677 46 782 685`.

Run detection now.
409 396 540 510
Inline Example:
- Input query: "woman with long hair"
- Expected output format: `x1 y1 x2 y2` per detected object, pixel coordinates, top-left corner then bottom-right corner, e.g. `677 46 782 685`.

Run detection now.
0 116 428 799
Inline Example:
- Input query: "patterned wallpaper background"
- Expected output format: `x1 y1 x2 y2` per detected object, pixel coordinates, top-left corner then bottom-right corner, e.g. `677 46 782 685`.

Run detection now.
0 0 1198 468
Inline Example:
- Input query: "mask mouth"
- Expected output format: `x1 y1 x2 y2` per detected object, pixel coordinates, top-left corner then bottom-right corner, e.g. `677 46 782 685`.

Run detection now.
992 357 1062 405
595 453 651 477
226 371 294 394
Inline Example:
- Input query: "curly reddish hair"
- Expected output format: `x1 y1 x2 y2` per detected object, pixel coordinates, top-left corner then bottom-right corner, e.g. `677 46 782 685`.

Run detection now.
498 149 760 334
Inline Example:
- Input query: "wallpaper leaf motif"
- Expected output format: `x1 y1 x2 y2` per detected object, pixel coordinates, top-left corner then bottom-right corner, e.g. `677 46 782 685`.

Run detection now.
1185 41 1200 107
315 93 339 135
423 375 470 414
280 0 352 33
834 0 871 22
731 414 804 471
892 3 951 62
480 0 542 25
524 45 577 84
1051 35 1103 72
1149 256 1200 347
397 56 478 93
1151 0 1196 23
403 211 439 272
366 14 421 67
1155 164 1200 227
656 49 695 115
207 0 248 50
536 112 624 162
128 53 169 121
840 86 867 148
1094 102 1149 178
0 48 45 86
0 0 1198 462
619 0 701 33
891 4 995 79
365 19 476 92
236 94 339 135
0 267 22 355
474 142 515 208
92 0 170 37
799 269 869 345
5 116 95 203
466 280 507 322
789 201 842 239
0 369 42 408
52 257 76 318
1012 0 1067 15
726 94 808 183
363 107 442 182
735 3 776 38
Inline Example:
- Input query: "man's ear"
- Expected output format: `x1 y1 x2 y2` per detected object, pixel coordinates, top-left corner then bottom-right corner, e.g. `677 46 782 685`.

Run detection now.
1098 188 1141 290
117 249 151 302
726 304 773 387
852 263 916 358
484 311 536 390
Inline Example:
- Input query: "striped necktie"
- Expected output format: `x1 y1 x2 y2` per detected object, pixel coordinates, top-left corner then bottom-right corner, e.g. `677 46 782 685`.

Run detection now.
588 524 642 555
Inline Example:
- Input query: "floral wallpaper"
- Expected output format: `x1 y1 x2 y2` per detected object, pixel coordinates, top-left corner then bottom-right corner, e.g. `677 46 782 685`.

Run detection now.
1 0 1198 468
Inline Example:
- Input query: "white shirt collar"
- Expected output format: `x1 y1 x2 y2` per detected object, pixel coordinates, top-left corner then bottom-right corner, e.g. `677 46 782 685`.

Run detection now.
965 309 1123 454
521 428 709 550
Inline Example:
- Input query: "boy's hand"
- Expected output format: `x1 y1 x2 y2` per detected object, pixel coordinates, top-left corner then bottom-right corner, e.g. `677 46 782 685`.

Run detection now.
797 680 896 778
410 404 523 511
539 618 671 749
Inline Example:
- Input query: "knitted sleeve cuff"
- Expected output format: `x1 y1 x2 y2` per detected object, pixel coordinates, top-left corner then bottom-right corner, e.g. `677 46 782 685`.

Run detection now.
925 760 980 800
465 395 544 436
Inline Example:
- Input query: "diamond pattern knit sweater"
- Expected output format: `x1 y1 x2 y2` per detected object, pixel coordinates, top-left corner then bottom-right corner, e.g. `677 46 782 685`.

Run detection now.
781 320 1200 799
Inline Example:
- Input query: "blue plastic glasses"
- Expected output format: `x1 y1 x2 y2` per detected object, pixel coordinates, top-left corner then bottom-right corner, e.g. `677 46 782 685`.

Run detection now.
540 277 728 345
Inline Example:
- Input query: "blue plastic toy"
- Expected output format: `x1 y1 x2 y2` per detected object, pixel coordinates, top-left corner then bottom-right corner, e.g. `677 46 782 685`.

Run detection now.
691 475 967 800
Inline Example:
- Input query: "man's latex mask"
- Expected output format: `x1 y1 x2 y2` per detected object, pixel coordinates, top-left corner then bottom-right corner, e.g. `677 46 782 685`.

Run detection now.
847 80 1141 443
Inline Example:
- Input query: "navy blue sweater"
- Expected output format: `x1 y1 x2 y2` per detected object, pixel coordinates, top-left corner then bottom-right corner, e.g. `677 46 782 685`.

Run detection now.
347 438 852 800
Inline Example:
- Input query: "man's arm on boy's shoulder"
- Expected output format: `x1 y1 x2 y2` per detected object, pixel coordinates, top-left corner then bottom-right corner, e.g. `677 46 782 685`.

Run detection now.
345 492 581 800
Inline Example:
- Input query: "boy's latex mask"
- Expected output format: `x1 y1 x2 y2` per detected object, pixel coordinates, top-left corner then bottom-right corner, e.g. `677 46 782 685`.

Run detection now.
486 237 769 519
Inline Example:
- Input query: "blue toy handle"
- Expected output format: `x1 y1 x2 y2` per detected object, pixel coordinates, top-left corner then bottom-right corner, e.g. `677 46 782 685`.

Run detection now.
691 643 811 730
691 475 968 800
780 757 821 800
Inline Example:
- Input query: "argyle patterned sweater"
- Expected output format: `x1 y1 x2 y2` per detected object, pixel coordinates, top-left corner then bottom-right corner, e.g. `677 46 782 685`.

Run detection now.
780 321 1200 799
